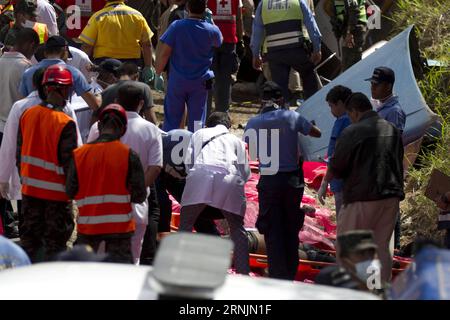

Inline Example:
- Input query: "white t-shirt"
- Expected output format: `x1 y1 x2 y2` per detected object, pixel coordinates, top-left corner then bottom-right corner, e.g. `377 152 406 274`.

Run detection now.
37 0 59 36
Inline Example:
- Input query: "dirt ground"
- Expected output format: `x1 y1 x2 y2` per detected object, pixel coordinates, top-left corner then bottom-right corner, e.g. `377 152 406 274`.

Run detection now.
151 82 263 138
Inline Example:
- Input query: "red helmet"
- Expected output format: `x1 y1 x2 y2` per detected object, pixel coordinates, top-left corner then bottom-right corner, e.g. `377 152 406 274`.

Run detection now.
99 104 128 136
42 64 73 86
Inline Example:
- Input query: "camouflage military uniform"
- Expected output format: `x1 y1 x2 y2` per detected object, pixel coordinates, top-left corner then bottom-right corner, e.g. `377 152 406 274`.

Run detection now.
332 0 368 71
20 195 75 262
76 234 133 264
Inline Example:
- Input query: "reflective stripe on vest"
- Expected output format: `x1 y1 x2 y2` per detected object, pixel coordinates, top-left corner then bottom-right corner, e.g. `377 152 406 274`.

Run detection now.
76 194 131 207
21 176 66 193
334 0 367 24
22 155 64 176
261 0 306 52
74 140 134 235
33 23 49 44
212 15 236 21
78 212 133 225
209 0 238 43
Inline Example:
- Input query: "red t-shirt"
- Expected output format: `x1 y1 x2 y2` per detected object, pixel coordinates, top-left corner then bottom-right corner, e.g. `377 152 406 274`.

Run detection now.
55 0 107 38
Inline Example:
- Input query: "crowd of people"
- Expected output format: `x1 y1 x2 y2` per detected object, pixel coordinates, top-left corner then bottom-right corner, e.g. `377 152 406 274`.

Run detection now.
0 0 447 297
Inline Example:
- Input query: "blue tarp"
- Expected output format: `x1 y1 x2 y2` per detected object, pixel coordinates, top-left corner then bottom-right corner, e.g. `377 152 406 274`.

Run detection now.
390 248 450 300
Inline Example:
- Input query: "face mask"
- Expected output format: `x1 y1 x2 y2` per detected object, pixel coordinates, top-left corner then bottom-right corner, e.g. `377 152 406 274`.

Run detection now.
355 259 381 283
371 93 393 110
21 20 35 28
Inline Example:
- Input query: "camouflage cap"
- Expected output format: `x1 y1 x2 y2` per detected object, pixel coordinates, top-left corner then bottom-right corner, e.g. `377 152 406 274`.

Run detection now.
338 230 378 257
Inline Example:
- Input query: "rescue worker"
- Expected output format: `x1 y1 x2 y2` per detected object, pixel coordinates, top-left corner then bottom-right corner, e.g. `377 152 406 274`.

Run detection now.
207 0 245 112
250 0 322 102
17 64 78 262
0 0 49 48
156 0 223 132
180 112 251 274
19 35 99 112
66 104 147 263
78 0 155 85
86 85 162 265
324 0 368 71
244 81 321 280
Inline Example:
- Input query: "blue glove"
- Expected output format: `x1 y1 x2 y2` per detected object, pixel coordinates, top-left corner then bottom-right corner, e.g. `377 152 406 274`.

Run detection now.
142 66 155 84
154 74 165 92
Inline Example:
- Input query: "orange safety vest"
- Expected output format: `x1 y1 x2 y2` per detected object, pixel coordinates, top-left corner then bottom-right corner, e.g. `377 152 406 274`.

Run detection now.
9 21 49 44
20 105 74 202
208 0 239 43
73 141 135 236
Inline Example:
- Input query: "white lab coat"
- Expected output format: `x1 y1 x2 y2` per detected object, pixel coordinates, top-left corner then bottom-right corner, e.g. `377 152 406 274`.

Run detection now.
0 91 82 200
181 125 251 216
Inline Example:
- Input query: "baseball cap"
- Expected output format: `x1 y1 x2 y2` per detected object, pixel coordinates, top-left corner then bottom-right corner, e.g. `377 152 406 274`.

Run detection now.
45 36 73 58
14 0 38 18
338 230 378 257
365 67 395 84
94 59 123 77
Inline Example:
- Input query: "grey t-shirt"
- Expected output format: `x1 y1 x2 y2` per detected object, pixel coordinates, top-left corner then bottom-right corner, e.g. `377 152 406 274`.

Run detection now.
101 80 154 111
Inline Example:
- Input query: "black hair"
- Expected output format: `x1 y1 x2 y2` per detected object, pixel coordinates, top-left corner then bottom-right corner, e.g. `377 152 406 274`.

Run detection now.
206 112 231 129
117 84 144 112
15 27 40 48
33 44 46 62
344 92 372 113
118 62 139 77
326 85 353 104
45 46 66 57
187 0 206 14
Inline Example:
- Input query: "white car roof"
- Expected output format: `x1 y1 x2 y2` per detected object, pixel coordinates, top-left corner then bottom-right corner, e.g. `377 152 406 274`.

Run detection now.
0 262 378 300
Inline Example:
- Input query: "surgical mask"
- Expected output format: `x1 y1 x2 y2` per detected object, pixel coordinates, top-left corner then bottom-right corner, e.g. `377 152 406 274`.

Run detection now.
370 93 393 110
21 20 35 28
355 259 381 283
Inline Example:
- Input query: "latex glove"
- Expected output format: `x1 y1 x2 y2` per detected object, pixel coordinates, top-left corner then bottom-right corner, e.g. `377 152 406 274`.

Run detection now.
0 182 10 200
154 74 165 92
317 179 328 205
142 66 155 84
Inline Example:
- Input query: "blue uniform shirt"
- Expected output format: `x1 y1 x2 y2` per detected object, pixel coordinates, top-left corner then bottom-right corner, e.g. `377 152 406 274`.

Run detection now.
327 113 351 193
250 0 322 57
244 106 312 174
19 59 92 97
160 18 222 81
376 95 406 132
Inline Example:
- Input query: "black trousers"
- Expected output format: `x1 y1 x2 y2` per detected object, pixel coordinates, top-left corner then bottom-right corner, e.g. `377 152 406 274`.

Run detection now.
156 171 220 235
77 234 133 264
139 173 220 265
266 47 319 101
257 171 305 280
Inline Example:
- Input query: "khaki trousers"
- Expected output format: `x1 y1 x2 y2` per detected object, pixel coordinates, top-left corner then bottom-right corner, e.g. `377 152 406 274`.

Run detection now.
337 197 400 283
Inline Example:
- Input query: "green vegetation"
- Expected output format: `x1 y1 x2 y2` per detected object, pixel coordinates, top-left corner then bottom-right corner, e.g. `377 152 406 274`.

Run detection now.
390 0 450 245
